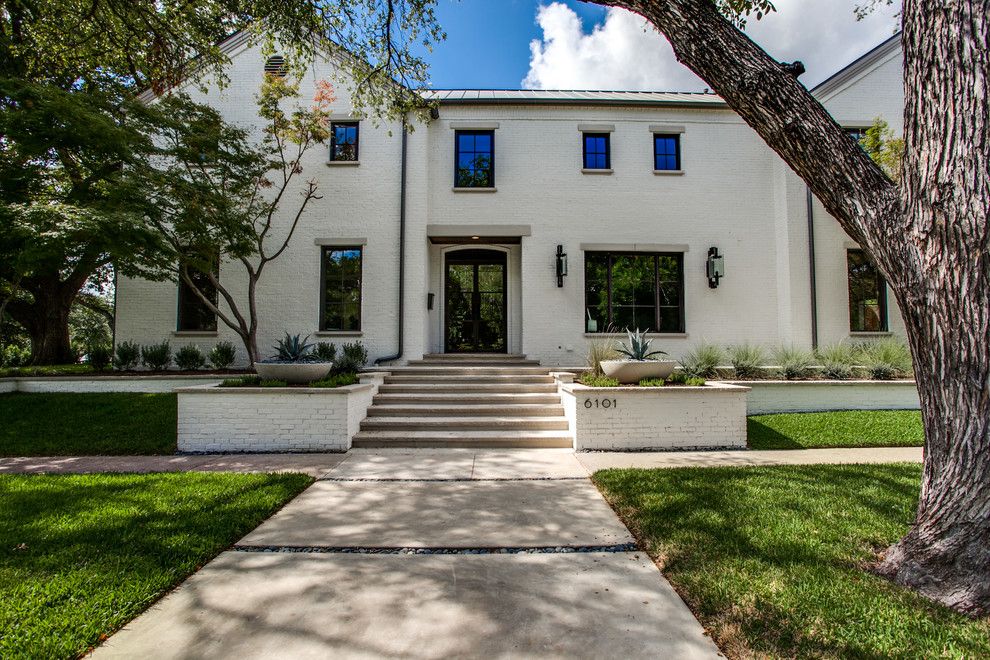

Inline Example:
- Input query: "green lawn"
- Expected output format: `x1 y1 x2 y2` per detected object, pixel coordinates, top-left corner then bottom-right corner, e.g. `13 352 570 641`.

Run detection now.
0 472 311 658
0 364 95 378
594 464 989 658
748 410 924 449
0 392 176 456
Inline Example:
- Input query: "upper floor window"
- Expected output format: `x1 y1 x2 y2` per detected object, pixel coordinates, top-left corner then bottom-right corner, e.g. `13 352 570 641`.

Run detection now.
177 263 218 332
321 247 362 331
330 122 359 162
583 133 610 170
847 249 888 332
654 134 681 171
455 130 494 188
585 252 684 334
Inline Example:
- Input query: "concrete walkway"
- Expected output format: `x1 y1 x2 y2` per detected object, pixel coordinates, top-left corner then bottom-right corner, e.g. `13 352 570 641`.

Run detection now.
92 450 728 659
0 446 922 477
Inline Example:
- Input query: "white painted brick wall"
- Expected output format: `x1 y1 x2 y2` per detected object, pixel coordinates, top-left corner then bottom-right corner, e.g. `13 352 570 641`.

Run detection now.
114 37 906 367
177 380 378 453
736 380 920 415
561 381 749 451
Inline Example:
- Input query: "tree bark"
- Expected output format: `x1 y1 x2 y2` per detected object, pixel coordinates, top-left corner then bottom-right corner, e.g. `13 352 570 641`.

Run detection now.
7 292 77 365
594 0 990 614
872 0 990 616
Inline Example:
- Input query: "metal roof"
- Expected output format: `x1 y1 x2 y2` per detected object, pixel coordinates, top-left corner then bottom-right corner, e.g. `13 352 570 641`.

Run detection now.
421 89 726 108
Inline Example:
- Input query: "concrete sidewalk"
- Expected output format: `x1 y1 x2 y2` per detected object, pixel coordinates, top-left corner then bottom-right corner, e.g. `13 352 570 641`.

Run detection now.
91 449 731 659
0 446 922 478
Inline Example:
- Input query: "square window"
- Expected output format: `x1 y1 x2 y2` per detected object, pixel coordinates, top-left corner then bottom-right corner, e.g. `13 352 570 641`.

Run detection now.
583 133 610 169
654 134 681 171
330 122 359 161
584 251 684 334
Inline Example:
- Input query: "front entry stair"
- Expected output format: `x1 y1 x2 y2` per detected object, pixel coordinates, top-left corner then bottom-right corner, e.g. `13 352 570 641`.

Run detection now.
353 355 572 448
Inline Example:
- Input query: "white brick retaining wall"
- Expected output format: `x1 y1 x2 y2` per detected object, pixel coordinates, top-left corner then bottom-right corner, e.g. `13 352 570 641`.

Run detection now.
176 373 385 453
0 375 224 393
733 380 920 415
559 379 750 451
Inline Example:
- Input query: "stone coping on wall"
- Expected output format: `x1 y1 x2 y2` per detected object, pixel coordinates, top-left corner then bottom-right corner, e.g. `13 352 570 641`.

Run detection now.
176 382 375 395
723 379 916 386
562 381 751 394
1 374 227 383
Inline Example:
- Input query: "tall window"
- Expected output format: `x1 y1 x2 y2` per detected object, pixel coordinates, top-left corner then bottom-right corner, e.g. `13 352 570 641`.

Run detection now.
847 249 888 332
583 133 610 169
321 247 362 331
177 265 218 332
585 252 684 333
653 134 681 171
330 122 359 161
455 130 494 187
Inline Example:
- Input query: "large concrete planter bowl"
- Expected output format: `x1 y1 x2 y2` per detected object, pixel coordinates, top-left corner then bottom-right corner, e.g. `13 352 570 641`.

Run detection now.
254 362 333 384
600 359 678 384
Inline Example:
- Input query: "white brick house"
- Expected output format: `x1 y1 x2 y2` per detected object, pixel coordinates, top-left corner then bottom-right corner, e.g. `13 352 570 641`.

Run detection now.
116 33 905 367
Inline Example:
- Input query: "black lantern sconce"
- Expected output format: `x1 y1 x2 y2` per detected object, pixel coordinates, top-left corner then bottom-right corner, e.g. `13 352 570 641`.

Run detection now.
555 245 568 287
706 247 725 288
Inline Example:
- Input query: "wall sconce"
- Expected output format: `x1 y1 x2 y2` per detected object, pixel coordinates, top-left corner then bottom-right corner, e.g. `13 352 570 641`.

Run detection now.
706 247 725 288
555 245 568 287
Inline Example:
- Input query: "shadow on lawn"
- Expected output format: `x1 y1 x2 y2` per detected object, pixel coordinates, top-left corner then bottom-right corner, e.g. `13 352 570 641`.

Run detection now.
592 464 988 658
746 418 804 449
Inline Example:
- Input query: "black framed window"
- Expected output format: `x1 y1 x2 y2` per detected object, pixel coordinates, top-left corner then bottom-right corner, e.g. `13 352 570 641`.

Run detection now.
321 247 362 331
455 130 494 187
585 252 684 333
845 127 868 144
654 134 681 171
177 264 218 332
583 133 610 169
847 249 888 332
330 122 359 161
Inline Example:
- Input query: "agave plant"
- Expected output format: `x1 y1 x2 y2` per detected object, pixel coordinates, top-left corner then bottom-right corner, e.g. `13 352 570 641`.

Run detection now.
271 332 316 362
616 328 668 361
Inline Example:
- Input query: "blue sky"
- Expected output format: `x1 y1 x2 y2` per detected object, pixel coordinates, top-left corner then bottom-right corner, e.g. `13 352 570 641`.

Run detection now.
421 1 902 91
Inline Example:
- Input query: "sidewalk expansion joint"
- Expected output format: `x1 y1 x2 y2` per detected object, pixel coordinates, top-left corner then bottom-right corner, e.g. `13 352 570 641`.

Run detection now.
318 476 588 482
232 543 638 555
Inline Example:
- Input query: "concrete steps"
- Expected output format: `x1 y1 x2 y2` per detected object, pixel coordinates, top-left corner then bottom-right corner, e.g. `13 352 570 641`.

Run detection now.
406 354 541 367
378 383 560 394
384 374 555 384
367 404 565 417
356 355 573 449
373 393 562 405
361 416 570 431
351 430 574 449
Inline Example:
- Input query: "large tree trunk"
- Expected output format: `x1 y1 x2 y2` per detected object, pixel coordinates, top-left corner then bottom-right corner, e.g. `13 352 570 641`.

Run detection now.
596 0 990 614
873 1 990 616
10 294 76 365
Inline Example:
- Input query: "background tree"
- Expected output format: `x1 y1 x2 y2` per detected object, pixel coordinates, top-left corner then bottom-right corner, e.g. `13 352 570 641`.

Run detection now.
0 0 442 363
135 77 333 365
0 81 169 363
586 0 988 615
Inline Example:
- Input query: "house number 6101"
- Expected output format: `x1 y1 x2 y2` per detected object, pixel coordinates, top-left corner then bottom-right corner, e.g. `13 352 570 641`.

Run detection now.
584 398 617 409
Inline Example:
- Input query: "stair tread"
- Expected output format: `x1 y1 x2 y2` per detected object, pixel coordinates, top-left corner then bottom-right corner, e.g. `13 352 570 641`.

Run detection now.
353 429 573 437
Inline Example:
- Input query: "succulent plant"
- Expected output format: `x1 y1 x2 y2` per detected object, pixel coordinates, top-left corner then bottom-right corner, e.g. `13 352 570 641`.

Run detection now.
271 332 316 362
615 328 668 362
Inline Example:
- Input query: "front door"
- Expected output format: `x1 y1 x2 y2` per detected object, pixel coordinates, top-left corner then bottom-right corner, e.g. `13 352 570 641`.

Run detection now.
444 249 507 353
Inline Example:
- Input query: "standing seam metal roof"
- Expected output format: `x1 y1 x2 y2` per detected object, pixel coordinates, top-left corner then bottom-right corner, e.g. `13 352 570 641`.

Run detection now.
420 89 726 106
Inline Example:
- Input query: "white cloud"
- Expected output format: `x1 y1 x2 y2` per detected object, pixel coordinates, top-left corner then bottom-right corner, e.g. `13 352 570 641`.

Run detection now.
523 1 901 91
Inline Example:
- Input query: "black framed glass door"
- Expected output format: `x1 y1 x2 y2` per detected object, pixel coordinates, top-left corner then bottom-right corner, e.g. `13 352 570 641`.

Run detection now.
444 249 507 353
